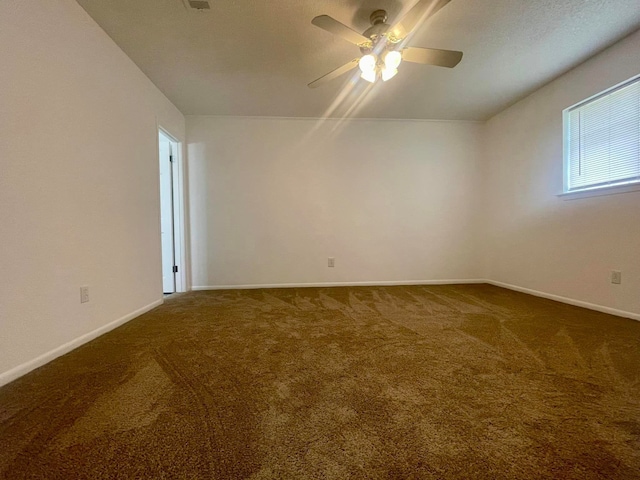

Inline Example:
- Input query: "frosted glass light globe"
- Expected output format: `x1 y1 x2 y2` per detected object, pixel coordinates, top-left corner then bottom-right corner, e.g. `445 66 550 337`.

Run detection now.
361 69 377 83
384 50 402 70
381 68 397 82
358 54 377 73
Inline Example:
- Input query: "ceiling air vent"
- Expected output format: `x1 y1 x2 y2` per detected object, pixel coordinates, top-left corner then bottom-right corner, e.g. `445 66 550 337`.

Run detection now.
182 0 210 11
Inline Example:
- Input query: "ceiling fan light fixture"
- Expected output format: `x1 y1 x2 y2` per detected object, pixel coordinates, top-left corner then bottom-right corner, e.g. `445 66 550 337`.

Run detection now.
358 54 377 74
381 67 398 82
384 50 402 70
361 69 377 83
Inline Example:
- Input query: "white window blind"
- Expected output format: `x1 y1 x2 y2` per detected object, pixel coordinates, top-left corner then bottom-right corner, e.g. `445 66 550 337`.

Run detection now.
564 75 640 192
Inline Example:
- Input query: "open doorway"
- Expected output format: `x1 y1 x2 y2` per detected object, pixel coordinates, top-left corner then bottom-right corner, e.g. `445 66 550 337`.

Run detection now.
158 129 184 294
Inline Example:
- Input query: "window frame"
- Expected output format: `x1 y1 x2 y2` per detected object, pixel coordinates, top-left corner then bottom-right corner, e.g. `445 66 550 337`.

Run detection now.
561 73 640 198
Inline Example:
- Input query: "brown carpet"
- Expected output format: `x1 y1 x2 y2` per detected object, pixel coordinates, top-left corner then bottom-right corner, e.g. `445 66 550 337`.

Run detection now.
1 284 639 479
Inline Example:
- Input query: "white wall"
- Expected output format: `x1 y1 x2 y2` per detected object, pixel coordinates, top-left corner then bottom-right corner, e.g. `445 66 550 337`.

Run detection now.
0 0 185 382
482 29 640 316
187 116 483 288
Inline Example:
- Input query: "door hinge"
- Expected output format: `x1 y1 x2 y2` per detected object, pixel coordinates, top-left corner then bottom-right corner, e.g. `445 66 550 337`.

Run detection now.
169 154 174 163
173 265 178 273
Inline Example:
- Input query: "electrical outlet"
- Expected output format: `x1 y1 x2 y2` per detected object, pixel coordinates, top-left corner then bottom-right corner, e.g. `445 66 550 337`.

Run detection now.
611 271 622 285
328 257 335 268
80 286 90 303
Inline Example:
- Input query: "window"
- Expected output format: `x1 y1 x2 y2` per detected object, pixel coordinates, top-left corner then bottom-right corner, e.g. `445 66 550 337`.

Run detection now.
563 74 640 193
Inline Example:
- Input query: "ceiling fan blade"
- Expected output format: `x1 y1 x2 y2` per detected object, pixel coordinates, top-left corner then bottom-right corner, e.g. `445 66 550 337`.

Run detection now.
402 47 463 68
308 58 360 88
311 15 371 47
391 0 451 40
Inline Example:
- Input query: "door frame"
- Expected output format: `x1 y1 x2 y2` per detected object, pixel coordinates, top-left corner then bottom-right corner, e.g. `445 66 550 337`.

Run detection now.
157 125 188 293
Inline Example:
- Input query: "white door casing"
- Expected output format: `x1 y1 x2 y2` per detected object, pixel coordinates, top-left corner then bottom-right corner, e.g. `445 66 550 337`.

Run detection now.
159 132 175 293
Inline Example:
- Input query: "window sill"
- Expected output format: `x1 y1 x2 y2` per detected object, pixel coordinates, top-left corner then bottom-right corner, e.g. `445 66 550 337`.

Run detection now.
558 183 640 200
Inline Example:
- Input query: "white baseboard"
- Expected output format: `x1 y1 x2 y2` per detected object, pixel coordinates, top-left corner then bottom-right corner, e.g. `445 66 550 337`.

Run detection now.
192 279 487 291
194 279 639 321
0 299 163 388
485 280 640 321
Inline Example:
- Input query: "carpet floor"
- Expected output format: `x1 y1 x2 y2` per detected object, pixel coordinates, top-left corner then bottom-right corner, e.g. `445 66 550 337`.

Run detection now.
0 284 639 479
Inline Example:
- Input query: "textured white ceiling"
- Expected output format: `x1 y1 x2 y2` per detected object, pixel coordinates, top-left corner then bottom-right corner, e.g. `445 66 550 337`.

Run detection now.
75 0 640 120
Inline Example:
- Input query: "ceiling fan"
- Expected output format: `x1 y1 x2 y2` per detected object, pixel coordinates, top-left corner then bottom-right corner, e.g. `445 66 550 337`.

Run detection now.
308 0 462 88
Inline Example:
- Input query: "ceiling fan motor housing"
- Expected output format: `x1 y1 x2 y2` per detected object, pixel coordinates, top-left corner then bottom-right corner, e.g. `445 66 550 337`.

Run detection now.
370 9 388 25
360 9 403 54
